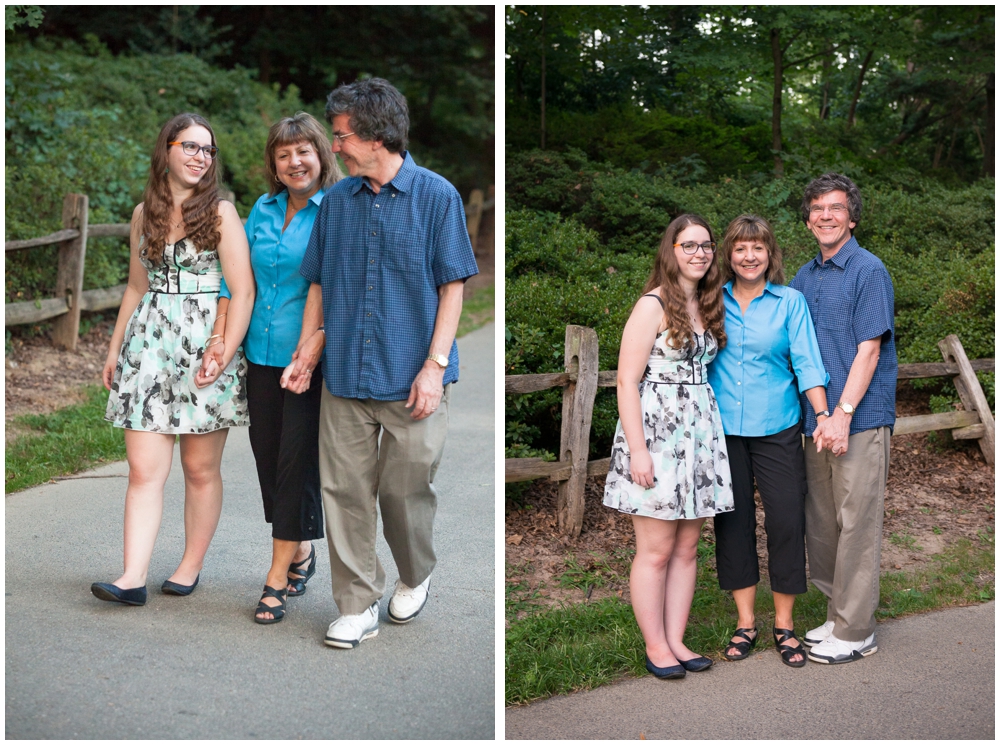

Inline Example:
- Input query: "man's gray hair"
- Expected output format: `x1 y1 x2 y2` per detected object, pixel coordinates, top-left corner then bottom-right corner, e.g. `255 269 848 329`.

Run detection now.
800 172 863 229
325 77 409 154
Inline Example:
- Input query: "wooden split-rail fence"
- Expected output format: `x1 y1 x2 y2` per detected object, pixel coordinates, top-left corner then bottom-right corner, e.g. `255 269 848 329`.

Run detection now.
506 325 996 538
5 187 495 351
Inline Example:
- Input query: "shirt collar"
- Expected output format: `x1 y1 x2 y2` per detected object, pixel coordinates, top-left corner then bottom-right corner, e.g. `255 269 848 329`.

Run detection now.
812 235 860 269
352 151 416 196
723 279 784 299
261 186 326 207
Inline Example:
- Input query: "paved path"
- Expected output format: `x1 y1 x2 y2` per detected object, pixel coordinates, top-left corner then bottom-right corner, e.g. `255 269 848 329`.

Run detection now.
6 323 495 740
505 600 994 739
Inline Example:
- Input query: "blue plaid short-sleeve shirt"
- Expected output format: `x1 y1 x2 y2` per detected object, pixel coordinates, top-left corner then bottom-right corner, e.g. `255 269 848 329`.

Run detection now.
300 152 479 401
789 236 897 436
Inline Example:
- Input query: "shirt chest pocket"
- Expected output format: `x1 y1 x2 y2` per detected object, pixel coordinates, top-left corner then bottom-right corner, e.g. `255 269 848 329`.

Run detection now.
384 229 427 273
814 284 854 330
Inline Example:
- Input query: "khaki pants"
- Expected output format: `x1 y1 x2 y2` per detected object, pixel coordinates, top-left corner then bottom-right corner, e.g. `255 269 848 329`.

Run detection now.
318 385 450 615
803 426 891 641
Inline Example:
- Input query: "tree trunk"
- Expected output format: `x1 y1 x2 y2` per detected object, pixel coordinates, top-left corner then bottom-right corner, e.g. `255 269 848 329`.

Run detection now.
540 9 547 150
770 28 783 177
983 72 995 177
820 44 833 120
846 49 874 129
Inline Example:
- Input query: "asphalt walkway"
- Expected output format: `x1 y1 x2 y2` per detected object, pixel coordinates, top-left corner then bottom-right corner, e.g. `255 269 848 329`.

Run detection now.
505 600 994 739
5 323 495 740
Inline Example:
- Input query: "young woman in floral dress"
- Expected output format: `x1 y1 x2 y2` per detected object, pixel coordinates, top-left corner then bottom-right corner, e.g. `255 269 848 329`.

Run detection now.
93 113 254 606
604 214 734 679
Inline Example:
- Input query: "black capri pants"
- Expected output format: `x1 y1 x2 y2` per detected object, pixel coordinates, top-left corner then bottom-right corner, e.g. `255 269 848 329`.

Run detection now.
246 361 324 542
714 422 807 595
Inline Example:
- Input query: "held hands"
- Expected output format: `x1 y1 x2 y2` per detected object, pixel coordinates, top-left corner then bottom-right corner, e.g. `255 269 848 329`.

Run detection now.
279 330 324 394
406 361 445 420
629 448 655 489
814 411 850 457
195 343 226 388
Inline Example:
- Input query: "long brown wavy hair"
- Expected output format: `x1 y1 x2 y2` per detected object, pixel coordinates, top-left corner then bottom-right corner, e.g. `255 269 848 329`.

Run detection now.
642 213 727 351
140 113 221 263
720 214 786 284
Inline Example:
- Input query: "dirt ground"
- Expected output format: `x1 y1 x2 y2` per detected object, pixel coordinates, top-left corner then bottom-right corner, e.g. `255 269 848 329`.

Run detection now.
505 383 995 621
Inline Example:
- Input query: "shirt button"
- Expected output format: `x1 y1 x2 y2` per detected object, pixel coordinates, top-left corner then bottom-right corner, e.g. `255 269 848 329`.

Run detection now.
737 361 741 365
375 204 380 208
368 285 373 290
737 381 741 386
391 193 396 198
371 231 377 236
370 259 375 264
366 339 370 344
267 306 270 310
737 401 742 406
272 284 276 288
264 328 268 333
367 312 371 317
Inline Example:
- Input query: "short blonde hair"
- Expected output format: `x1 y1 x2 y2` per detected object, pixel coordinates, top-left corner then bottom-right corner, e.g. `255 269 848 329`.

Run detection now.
264 112 343 196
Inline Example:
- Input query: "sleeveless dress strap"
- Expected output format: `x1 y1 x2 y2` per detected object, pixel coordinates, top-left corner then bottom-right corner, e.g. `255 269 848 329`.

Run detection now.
642 293 666 310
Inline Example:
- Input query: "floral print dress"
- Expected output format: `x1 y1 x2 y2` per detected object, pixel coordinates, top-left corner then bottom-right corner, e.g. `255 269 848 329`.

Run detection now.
105 238 248 434
604 329 734 520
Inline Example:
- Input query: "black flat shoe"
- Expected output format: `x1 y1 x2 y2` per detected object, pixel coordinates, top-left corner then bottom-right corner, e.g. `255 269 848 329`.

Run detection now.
161 574 200 596
679 655 713 672
91 582 147 606
287 544 316 597
724 627 758 661
645 654 686 679
773 627 807 668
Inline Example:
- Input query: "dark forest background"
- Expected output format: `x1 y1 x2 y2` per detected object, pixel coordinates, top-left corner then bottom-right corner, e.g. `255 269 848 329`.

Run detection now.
5 5 493 303
503 6 994 463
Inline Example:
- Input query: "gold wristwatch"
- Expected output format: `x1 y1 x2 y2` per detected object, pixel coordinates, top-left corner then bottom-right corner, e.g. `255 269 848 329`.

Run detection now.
836 401 856 416
427 353 449 369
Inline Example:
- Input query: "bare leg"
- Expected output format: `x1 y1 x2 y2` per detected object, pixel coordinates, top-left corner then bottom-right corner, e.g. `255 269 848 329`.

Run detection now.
663 518 705 662
773 591 804 664
630 515 680 668
114 430 176 589
168 429 229 585
726 586 758 657
256 538 301 621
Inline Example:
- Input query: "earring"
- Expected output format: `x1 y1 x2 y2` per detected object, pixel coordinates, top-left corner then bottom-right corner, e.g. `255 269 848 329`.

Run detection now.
165 166 170 174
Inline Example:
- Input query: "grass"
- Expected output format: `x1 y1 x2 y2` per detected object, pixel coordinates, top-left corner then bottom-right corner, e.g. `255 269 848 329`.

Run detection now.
505 533 995 706
457 282 494 337
5 385 126 493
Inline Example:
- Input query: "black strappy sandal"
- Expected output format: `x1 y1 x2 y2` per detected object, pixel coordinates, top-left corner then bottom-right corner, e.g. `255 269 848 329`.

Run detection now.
773 628 807 667
724 627 758 661
254 585 287 625
287 544 316 597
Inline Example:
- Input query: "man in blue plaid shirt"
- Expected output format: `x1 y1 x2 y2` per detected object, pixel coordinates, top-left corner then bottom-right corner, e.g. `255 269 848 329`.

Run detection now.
283 78 479 649
789 173 897 665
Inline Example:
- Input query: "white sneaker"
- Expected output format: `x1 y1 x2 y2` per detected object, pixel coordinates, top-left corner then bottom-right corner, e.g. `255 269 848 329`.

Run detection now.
807 632 877 664
803 620 835 647
324 601 379 649
388 575 431 624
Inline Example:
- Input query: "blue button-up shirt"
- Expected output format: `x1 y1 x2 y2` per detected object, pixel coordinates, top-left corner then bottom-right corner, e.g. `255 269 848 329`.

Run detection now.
220 188 325 367
300 152 479 401
708 281 829 437
789 236 897 436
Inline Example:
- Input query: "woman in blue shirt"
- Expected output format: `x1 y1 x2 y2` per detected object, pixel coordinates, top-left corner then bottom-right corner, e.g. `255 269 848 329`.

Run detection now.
209 113 342 623
707 215 830 667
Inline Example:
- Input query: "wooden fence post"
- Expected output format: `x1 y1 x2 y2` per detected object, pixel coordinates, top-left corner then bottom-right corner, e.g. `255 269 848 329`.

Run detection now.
938 334 995 465
50 193 88 350
557 325 599 537
466 188 484 250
